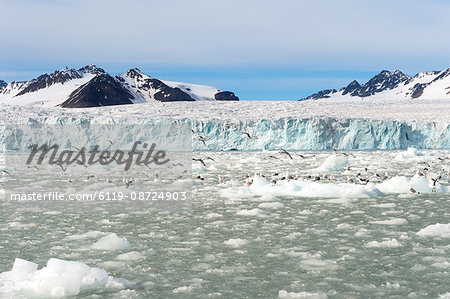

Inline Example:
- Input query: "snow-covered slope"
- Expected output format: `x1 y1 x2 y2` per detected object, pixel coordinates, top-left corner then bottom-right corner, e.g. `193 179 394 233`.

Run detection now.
301 68 450 101
0 65 239 108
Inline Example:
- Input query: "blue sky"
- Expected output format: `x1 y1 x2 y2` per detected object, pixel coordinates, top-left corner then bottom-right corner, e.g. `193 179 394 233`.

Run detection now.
1 0 449 100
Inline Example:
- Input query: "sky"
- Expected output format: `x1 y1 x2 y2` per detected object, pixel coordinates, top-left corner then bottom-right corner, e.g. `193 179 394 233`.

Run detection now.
1 0 450 100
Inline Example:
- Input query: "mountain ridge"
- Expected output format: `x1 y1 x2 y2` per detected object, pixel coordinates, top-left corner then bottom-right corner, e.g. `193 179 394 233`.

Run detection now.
0 64 239 108
301 68 450 101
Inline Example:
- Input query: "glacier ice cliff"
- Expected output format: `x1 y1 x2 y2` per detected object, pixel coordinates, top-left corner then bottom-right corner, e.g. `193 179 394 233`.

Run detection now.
192 118 450 150
1 117 449 151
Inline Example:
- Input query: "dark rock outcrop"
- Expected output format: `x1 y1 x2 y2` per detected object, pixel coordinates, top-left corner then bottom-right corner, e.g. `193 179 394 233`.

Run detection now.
214 91 239 101
342 80 361 96
410 83 427 99
300 89 337 101
356 70 411 97
154 86 195 102
0 79 6 89
121 68 195 102
60 74 134 108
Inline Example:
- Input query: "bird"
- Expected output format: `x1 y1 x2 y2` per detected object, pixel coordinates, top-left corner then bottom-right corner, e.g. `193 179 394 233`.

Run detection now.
279 148 293 160
85 175 95 181
423 170 439 192
242 132 257 139
271 180 277 186
1 169 11 175
123 178 133 188
409 187 419 194
196 136 208 146
192 158 206 167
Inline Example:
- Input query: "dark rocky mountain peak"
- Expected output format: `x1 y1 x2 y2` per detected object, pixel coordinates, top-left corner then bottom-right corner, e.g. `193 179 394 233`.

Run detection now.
433 68 450 81
124 68 146 80
78 64 106 75
0 79 7 89
342 80 361 96
60 74 134 108
15 68 83 96
412 71 440 79
300 89 338 101
356 70 411 97
409 68 450 98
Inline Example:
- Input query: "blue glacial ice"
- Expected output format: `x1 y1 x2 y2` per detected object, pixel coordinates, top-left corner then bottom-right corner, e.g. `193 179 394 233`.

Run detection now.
1 117 449 151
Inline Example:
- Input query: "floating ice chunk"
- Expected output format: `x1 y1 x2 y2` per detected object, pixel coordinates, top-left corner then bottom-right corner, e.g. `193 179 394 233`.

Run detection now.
11 258 38 273
206 212 223 219
0 258 122 297
236 208 265 216
371 203 396 208
384 282 400 289
376 174 448 194
116 251 144 261
278 290 328 298
370 218 408 225
64 231 104 241
416 223 450 238
299 259 339 271
355 228 370 237
173 285 195 293
224 238 249 247
394 147 423 160
258 202 285 209
377 176 410 193
440 292 450 299
317 155 348 172
91 233 130 250
366 238 402 248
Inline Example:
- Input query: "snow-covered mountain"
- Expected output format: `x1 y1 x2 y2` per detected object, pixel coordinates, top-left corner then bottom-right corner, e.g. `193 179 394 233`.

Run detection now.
0 65 239 108
301 68 450 101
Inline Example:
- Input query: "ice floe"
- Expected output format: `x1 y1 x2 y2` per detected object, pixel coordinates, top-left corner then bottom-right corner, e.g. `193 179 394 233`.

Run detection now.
416 223 450 238
91 233 131 250
0 258 126 297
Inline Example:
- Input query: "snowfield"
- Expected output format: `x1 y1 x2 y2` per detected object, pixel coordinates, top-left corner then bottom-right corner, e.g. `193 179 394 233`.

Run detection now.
1 97 449 122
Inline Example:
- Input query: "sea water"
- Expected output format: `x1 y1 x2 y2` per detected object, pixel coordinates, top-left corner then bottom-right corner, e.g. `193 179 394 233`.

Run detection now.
1 150 449 298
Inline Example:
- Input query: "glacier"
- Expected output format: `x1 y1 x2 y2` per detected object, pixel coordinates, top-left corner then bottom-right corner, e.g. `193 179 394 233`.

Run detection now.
1 117 449 151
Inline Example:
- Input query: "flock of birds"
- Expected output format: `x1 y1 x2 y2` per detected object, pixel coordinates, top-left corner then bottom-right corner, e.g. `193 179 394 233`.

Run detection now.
191 147 450 194
1 128 449 195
